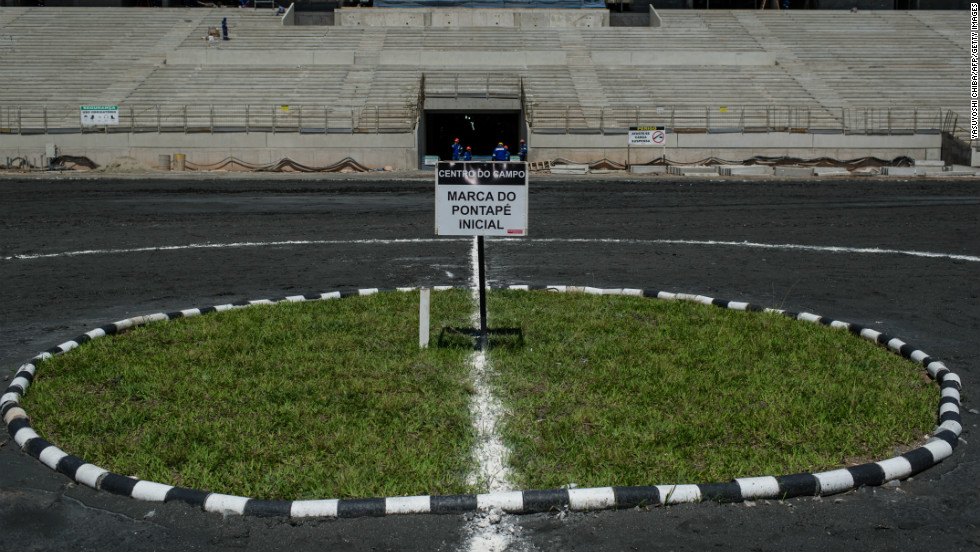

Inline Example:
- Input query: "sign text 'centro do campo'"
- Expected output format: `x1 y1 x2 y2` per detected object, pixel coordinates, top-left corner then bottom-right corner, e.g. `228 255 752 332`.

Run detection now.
435 161 528 236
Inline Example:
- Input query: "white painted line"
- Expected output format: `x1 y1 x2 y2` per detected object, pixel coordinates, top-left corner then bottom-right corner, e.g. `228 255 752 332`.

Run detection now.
2 238 465 261
290 499 339 518
923 438 954 461
941 372 961 388
204 493 250 516
514 238 980 263
386 495 431 515
798 312 822 324
10 376 30 393
477 491 524 512
876 457 913 481
860 328 882 342
464 237 518 552
75 464 108 489
941 387 961 401
131 480 174 502
568 487 616 510
13 426 39 447
926 361 948 378
815 469 855 495
56 340 79 353
5 238 977 263
38 446 69 471
736 476 780 499
656 484 701 504
1 392 21 407
3 406 28 425
887 338 906 353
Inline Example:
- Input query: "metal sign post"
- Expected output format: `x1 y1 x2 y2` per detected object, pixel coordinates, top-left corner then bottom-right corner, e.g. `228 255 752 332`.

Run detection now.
435 161 529 349
477 235 488 349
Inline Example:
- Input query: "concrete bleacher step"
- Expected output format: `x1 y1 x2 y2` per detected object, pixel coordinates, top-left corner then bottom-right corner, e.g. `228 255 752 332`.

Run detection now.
0 7 966 146
560 31 608 108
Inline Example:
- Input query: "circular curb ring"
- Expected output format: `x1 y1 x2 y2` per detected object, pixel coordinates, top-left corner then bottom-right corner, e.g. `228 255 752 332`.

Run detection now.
2 285 964 518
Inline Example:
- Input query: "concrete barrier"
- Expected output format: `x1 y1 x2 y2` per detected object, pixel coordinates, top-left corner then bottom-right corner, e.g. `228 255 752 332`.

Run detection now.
550 164 589 175
774 166 814 178
668 165 719 176
717 165 773 176
813 167 850 177
629 165 667 175
879 167 920 176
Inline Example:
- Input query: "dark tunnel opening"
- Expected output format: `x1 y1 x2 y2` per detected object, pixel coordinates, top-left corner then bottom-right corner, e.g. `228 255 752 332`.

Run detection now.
424 111 521 163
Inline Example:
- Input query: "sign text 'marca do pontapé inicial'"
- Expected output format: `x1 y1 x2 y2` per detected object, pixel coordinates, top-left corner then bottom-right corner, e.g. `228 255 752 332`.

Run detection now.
435 162 528 236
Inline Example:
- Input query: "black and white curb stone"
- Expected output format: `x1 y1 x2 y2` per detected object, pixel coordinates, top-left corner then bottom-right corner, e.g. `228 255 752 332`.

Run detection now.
2 285 963 518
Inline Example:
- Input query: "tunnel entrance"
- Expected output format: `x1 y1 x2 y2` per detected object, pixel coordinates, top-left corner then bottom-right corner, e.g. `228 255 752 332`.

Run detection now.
422 111 522 165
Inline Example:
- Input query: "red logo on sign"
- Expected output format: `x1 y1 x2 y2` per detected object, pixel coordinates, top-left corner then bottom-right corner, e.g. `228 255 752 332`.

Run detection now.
507 229 524 235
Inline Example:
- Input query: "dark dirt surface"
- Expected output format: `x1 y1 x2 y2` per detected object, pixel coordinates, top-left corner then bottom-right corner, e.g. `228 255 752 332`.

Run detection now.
1 172 977 551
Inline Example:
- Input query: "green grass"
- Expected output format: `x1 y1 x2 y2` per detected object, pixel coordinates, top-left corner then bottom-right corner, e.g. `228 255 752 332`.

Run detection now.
25 290 477 500
23 289 937 500
486 290 936 489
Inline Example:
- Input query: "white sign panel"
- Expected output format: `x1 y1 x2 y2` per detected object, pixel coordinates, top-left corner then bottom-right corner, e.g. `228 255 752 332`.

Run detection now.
628 126 667 145
435 161 528 237
80 105 119 126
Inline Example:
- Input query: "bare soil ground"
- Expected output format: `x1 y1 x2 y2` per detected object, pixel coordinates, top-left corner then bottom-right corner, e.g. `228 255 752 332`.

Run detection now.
1 172 977 551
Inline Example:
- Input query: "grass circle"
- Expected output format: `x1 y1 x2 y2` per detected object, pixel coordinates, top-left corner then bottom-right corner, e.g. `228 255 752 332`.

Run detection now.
15 287 938 502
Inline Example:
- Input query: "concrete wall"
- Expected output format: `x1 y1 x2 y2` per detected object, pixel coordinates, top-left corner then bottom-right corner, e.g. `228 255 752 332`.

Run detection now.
424 98 521 110
336 8 610 27
2 129 947 170
527 130 944 164
1 131 417 170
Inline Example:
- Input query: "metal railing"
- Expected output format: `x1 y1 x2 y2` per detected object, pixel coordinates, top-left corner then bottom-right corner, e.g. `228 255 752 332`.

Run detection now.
0 104 418 135
1 103 971 144
526 105 967 139
422 73 522 100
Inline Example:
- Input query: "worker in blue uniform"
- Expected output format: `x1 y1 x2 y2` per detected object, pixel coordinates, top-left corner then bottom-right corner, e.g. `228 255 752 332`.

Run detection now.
518 139 527 161
451 138 463 161
463 146 472 161
492 142 507 161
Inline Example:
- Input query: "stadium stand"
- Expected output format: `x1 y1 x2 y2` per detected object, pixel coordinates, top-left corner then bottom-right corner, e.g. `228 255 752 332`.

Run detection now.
0 6 972 169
